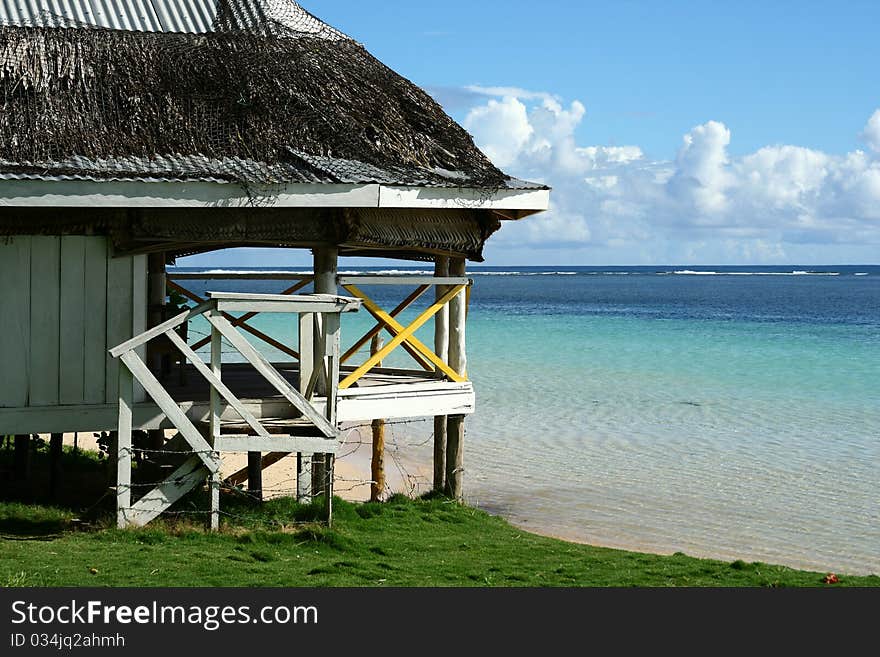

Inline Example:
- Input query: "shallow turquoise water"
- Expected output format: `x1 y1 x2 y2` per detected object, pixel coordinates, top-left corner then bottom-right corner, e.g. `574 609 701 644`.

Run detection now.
175 266 880 574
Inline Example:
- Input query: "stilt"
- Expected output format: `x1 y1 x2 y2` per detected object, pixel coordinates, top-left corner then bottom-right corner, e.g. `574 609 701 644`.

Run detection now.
433 256 449 492
311 246 337 498
323 311 341 524
445 257 467 501
117 366 134 528
296 453 312 504
13 434 30 481
297 311 313 503
370 335 386 502
247 452 263 501
208 313 222 531
49 433 63 500
147 253 167 454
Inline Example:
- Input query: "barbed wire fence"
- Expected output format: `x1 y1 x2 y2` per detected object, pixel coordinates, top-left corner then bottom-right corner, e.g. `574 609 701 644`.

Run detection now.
107 417 446 530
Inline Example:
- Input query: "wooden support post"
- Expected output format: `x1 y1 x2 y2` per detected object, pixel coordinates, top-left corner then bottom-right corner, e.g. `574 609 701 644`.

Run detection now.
147 253 167 468
323 311 341 524
311 247 337 498
297 311 313 503
13 434 30 481
49 433 63 500
433 256 449 492
248 453 263 501
445 257 467 501
208 315 222 530
117 364 134 528
370 335 386 502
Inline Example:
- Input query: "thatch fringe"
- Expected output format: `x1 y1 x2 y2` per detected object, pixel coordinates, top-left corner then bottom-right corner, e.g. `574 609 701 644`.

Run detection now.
0 26 507 188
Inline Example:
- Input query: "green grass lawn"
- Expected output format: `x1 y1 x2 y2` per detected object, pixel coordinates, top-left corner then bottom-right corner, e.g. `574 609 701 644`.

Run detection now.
1 446 877 587
1 496 878 587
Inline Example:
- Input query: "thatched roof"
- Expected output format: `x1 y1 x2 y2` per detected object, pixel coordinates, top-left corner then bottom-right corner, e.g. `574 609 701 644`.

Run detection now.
0 0 536 192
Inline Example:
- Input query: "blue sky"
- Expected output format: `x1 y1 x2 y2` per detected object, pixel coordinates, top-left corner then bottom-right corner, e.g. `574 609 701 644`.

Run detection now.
186 0 880 267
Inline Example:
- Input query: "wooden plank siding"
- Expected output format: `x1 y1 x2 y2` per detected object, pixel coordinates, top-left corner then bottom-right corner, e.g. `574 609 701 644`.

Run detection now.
59 237 87 405
83 238 109 404
28 237 61 406
0 236 148 420
0 237 31 407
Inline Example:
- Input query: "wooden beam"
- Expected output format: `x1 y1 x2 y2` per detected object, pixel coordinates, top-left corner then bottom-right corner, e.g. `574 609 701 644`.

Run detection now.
311 247 337 499
206 314 336 438
13 435 30 482
169 274 315 281
215 435 338 454
208 312 222 531
225 452 290 487
370 335 386 503
445 257 468 502
109 300 213 358
446 415 465 503
433 256 449 493
165 329 271 438
340 285 431 365
248 452 264 501
338 276 471 286
116 365 133 528
124 456 210 528
297 311 314 503
120 351 219 471
49 433 63 501
339 284 467 388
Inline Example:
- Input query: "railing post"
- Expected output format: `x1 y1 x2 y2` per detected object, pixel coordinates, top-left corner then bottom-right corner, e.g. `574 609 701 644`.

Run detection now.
147 253 166 458
433 256 450 493
297 311 313 503
311 247 337 499
446 257 467 502
208 313 222 530
117 361 133 528
323 311 341 523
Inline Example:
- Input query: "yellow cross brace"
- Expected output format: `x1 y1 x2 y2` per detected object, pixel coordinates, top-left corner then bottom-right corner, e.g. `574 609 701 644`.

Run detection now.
340 284 433 370
339 283 468 389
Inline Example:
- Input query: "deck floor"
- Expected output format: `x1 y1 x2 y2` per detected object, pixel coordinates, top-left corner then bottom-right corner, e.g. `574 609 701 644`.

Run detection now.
162 362 437 404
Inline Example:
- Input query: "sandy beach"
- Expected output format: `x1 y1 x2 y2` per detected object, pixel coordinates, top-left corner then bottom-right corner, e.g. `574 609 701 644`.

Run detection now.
56 428 434 504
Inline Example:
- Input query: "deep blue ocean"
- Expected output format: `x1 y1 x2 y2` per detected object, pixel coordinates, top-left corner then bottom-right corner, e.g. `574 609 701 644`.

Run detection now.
172 264 880 574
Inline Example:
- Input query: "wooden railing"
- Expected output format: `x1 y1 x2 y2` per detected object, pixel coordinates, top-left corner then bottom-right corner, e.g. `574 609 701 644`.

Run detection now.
167 274 314 360
337 276 472 390
109 292 360 530
165 272 473 391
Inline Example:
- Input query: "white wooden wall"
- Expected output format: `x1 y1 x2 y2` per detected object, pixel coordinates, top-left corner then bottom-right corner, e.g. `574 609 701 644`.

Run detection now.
0 236 147 410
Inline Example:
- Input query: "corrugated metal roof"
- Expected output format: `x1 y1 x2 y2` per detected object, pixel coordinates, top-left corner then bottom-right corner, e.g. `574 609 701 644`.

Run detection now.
0 0 165 31
150 0 218 33
0 0 344 36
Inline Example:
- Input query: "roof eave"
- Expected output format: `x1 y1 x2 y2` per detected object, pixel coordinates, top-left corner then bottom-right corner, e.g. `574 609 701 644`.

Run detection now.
0 179 550 212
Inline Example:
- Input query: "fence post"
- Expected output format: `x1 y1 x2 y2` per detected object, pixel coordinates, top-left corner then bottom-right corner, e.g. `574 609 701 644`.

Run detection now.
117 363 133 528
297 311 314 503
321 311 342 522
370 335 386 502
209 314 222 530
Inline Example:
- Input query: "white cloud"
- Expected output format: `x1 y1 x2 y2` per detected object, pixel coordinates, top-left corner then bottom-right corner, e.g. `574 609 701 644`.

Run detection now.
463 88 880 263
462 96 532 169
464 85 558 102
861 109 880 153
